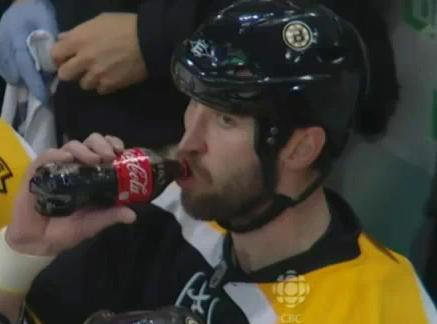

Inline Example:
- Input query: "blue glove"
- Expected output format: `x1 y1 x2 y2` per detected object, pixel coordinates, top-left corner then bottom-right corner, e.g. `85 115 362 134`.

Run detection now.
0 0 58 104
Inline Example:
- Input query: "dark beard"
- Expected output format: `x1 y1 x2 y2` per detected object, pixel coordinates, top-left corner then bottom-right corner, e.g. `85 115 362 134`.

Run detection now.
181 182 272 225
178 147 271 225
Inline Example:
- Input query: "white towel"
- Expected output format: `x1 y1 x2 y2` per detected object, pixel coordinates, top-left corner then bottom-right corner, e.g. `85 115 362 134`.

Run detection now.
1 30 58 155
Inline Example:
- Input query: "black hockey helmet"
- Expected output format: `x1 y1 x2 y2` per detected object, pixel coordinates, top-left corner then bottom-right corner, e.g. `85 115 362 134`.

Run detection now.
171 0 370 232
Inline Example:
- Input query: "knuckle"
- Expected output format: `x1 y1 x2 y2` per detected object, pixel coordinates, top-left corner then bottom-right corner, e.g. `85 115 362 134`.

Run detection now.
35 150 57 164
80 78 93 90
44 148 58 156
59 64 79 81
104 135 113 141
89 132 103 140
81 53 95 66
79 81 89 90
106 134 120 141
84 133 104 146
98 77 110 88
105 135 123 146
97 78 115 95
57 66 70 80
33 148 67 168
67 31 81 47
62 140 82 150
91 67 104 80
50 46 61 62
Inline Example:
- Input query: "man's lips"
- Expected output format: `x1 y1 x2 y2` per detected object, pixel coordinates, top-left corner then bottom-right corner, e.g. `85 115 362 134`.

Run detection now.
176 157 211 189
176 175 195 190
178 159 192 180
176 158 195 189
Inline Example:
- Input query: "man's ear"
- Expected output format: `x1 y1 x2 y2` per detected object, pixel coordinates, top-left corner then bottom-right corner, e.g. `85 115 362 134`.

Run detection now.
278 127 326 171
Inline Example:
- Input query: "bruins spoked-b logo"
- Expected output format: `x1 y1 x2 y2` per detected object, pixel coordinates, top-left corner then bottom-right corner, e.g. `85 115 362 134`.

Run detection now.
0 158 13 194
283 21 313 51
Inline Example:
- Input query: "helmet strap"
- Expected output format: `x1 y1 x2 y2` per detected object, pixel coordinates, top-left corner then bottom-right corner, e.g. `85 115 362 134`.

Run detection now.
217 174 327 233
217 117 327 233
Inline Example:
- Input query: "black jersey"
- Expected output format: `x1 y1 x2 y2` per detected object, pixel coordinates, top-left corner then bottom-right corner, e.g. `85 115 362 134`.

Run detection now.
25 185 436 324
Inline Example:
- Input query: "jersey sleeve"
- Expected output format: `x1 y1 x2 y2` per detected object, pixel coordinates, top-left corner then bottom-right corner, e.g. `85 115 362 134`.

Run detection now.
24 203 176 324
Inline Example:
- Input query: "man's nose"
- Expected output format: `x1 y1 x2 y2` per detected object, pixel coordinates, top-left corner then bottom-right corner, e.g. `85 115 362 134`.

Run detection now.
178 107 208 155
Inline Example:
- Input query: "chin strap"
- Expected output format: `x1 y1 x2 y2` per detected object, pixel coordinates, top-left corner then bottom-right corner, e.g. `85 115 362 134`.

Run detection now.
217 173 326 233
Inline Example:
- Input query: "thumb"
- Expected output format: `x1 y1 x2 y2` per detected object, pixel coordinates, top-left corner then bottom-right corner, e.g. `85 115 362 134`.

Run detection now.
113 207 137 225
15 50 50 104
78 206 137 239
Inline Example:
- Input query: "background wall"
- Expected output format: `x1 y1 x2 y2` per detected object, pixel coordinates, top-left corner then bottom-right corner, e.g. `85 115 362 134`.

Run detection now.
329 0 436 276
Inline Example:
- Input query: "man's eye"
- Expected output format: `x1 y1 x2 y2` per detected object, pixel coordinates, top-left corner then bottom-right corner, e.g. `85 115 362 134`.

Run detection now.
216 113 236 128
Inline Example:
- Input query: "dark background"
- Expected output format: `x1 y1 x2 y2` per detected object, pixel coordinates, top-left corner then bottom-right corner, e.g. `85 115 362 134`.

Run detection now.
0 0 11 110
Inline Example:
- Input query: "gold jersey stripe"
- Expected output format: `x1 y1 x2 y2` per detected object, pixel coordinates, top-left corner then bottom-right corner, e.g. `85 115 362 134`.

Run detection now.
0 120 33 227
255 233 431 324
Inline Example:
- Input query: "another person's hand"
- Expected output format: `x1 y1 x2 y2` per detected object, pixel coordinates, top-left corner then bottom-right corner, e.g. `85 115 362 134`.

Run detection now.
0 0 58 104
52 13 147 95
5 133 136 258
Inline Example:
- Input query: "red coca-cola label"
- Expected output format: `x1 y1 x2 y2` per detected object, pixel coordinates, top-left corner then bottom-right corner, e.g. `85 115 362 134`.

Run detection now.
113 148 153 204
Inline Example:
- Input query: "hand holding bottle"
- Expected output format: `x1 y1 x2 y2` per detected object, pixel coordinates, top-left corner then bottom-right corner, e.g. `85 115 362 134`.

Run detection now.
29 141 186 217
5 133 137 258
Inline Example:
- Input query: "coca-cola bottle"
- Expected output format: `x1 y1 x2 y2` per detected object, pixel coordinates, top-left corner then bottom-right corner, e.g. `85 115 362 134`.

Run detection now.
29 148 188 217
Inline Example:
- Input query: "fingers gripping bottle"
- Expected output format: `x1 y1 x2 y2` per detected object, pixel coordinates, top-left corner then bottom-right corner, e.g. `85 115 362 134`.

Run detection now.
29 148 188 216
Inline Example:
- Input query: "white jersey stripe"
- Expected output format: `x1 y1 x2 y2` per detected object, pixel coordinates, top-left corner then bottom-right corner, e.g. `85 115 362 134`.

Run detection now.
415 274 437 324
152 183 224 267
224 282 277 324
17 131 36 160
